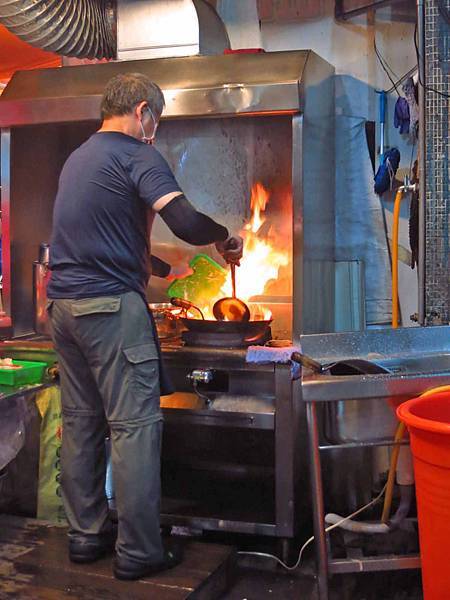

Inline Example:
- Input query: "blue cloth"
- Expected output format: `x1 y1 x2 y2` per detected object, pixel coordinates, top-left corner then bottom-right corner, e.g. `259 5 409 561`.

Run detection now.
374 147 400 195
394 97 410 134
246 345 302 379
48 132 181 299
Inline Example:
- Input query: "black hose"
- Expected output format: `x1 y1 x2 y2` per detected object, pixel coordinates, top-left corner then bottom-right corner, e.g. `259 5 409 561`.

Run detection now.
0 0 116 59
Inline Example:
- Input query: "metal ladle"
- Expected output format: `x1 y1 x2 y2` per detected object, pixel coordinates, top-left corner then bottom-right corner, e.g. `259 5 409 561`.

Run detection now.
212 263 250 322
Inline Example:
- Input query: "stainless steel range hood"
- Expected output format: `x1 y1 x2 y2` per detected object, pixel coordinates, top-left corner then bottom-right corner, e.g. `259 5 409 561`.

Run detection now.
1 49 335 339
0 50 330 127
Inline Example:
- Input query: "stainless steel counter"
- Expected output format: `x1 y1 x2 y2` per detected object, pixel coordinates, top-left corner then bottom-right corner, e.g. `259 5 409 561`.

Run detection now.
301 325 450 403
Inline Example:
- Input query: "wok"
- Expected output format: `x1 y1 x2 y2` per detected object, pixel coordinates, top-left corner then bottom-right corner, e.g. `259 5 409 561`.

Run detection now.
180 317 271 336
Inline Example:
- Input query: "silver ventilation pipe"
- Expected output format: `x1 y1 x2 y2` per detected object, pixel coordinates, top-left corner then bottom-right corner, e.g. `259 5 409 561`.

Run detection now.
0 0 116 59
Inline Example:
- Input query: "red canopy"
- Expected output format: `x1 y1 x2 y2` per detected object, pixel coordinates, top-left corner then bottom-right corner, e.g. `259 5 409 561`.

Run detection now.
0 24 61 88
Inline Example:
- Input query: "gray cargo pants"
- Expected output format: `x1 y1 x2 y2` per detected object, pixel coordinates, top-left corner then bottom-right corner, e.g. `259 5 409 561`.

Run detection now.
47 291 164 565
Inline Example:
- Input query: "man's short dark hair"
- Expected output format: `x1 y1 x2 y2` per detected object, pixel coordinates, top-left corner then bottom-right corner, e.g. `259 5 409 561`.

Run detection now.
100 73 165 120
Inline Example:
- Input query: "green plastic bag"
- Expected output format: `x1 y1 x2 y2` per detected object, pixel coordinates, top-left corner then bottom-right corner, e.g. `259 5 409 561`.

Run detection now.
36 386 66 524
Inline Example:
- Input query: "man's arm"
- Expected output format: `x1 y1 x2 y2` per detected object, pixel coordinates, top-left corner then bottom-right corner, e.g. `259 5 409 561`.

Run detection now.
154 193 243 263
150 255 171 278
150 254 193 281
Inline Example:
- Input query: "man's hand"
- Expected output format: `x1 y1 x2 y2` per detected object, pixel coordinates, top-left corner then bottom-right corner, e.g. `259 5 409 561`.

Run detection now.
215 235 244 265
166 263 194 282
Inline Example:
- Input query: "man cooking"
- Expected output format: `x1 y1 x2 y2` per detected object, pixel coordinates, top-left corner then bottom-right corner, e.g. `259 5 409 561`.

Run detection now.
47 72 243 581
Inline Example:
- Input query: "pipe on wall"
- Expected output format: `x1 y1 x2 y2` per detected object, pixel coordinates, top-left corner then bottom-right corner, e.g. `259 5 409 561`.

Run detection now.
416 0 426 324
0 0 116 59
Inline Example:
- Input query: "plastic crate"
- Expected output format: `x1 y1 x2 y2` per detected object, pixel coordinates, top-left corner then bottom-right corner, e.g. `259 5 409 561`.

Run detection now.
0 360 47 386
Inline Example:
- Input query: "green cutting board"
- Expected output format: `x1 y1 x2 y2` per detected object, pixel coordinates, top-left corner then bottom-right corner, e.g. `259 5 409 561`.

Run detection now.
166 254 227 307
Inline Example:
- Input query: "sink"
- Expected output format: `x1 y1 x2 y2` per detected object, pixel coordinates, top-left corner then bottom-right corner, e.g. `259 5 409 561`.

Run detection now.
375 353 450 375
322 353 450 444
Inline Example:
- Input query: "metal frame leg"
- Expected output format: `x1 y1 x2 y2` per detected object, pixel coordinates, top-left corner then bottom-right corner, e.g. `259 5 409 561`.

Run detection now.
306 401 329 600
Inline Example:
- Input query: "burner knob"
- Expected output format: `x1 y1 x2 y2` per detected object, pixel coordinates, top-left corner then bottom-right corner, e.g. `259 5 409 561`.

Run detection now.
187 369 214 384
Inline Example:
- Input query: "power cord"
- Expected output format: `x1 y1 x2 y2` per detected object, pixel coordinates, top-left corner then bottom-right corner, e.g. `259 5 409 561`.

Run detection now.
237 483 387 571
374 39 401 96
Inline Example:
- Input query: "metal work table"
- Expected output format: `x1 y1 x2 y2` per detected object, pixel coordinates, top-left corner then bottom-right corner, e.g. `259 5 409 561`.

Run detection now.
300 326 450 600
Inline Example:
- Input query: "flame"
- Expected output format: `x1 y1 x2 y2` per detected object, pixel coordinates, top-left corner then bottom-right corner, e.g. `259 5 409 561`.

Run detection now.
246 182 270 233
192 182 289 321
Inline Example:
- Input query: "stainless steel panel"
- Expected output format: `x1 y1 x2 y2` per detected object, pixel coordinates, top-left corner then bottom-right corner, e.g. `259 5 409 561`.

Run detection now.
0 50 313 126
192 0 230 55
334 260 365 331
324 398 397 444
117 0 229 60
293 51 336 338
301 325 450 362
117 0 200 60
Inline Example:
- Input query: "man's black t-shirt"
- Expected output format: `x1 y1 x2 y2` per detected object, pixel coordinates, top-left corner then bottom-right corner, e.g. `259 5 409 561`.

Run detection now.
48 132 181 299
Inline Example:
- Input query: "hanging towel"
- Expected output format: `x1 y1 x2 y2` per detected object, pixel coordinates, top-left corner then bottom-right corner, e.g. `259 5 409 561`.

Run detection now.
402 78 419 141
246 345 302 379
394 97 410 134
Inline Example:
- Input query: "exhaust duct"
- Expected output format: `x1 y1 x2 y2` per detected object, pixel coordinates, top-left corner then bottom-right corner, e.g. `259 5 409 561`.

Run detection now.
0 0 116 59
0 0 229 62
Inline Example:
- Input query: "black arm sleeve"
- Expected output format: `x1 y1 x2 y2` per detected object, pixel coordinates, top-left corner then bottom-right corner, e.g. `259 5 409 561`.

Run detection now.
150 255 171 278
158 194 229 246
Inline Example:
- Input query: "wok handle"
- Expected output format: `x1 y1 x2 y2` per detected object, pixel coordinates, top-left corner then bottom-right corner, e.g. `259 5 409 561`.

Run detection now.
231 263 236 298
170 297 205 320
291 351 324 374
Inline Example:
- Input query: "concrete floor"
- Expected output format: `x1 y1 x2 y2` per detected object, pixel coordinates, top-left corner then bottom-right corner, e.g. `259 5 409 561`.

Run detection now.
220 561 423 600
210 531 424 600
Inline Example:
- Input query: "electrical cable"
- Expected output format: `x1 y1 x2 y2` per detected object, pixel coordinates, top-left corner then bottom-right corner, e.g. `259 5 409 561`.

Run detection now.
237 483 387 571
374 39 401 96
374 37 400 80
385 65 417 95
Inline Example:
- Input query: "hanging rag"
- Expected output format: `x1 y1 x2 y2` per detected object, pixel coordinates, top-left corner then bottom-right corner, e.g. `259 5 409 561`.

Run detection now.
394 97 410 134
374 147 401 195
402 77 419 141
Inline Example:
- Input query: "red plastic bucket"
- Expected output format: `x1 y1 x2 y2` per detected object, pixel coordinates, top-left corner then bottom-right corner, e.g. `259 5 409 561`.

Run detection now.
397 391 450 600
